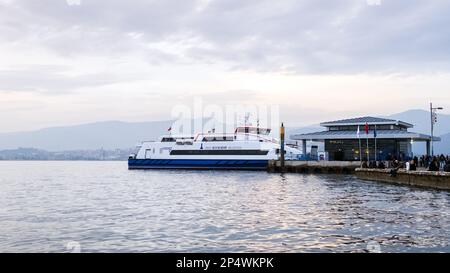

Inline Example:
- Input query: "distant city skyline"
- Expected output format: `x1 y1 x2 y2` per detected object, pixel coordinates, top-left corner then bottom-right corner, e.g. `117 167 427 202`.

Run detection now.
1 0 450 133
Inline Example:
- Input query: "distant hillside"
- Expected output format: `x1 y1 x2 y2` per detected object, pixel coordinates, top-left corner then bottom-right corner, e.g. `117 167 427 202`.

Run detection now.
286 125 323 137
0 118 212 151
0 147 133 161
0 109 448 153
387 109 450 136
435 133 450 155
387 109 450 155
0 120 173 151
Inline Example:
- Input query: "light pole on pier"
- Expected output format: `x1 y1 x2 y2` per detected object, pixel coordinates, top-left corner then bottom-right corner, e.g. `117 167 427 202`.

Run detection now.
430 102 444 156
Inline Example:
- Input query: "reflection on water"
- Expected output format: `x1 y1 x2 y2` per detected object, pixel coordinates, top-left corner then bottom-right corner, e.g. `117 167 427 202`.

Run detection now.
0 161 449 253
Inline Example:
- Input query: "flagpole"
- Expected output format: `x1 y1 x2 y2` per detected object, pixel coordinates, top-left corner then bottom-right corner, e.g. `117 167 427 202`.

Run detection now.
358 126 362 167
359 138 363 166
374 125 377 162
366 123 369 162
366 137 369 161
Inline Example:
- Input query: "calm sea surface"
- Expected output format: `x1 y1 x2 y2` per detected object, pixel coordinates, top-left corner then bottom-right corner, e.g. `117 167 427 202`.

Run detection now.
0 161 449 253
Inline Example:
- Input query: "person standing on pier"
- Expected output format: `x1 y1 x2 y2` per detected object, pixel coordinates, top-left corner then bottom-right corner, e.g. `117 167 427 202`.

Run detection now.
428 157 439 171
409 160 417 171
413 156 419 167
444 160 450 172
439 154 446 171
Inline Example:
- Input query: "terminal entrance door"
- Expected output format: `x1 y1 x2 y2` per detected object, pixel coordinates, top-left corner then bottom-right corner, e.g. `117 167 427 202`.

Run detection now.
334 150 344 161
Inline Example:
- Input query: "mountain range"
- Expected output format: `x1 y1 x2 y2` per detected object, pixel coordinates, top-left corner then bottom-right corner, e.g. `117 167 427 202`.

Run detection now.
1 109 449 154
0 120 173 151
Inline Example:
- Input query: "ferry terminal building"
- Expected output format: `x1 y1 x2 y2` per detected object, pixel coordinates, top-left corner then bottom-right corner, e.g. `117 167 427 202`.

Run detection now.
291 117 440 161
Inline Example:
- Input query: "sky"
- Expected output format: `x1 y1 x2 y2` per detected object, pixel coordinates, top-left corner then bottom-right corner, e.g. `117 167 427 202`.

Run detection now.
1 0 450 132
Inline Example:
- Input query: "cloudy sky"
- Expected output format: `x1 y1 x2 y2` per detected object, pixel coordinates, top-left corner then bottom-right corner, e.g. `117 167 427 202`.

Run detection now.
1 0 450 132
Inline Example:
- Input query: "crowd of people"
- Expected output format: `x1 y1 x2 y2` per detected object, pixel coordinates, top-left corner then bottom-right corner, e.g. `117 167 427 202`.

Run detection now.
361 154 450 172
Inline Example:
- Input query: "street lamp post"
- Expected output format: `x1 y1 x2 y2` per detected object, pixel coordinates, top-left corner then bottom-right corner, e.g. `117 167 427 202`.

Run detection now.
430 102 444 157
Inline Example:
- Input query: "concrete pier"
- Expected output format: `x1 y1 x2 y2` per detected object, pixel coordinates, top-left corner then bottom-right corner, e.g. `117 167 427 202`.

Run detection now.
268 160 361 174
355 168 450 190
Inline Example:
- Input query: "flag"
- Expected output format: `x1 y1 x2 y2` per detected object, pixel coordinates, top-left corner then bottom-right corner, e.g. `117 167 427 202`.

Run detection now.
167 127 172 132
357 126 360 138
365 122 369 134
373 126 377 138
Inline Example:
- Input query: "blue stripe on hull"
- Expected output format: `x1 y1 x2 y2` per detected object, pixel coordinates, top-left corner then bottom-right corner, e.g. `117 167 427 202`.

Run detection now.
128 159 268 170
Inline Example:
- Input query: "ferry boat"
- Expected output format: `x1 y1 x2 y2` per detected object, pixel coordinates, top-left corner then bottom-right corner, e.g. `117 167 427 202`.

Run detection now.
128 126 302 170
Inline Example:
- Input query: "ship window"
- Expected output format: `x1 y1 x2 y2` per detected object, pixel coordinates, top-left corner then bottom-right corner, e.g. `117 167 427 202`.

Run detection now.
236 127 271 135
202 136 233 142
170 150 269 155
159 147 172 153
161 137 176 142
257 128 271 135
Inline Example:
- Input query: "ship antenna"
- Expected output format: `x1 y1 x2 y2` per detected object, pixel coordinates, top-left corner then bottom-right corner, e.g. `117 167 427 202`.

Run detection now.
245 112 250 126
244 112 251 141
257 118 260 135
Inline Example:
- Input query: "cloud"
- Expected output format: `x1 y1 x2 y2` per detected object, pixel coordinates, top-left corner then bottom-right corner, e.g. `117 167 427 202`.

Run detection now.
186 0 450 74
1 0 449 75
1 0 450 132
0 65 139 94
